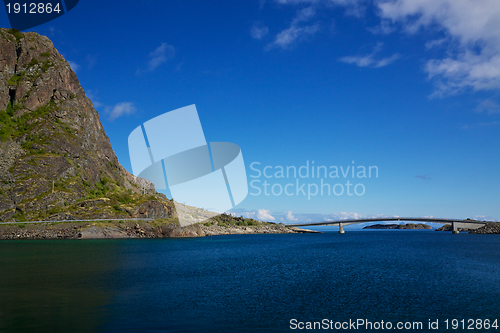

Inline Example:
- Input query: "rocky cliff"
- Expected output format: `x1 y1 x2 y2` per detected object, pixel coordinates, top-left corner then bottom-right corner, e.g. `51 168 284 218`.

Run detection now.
467 222 500 234
0 28 174 221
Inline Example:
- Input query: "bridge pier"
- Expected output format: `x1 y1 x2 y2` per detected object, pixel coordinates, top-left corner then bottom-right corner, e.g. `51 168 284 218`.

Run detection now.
339 223 345 234
452 222 459 234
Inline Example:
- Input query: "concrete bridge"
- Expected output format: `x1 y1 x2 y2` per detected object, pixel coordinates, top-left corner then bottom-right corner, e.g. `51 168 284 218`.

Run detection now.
287 217 487 234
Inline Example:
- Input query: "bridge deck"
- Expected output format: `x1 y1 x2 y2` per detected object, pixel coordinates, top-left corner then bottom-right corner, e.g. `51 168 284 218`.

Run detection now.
287 217 486 227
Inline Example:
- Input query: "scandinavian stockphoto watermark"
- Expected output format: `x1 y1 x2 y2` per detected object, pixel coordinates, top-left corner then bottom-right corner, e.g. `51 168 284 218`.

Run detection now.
289 318 499 331
249 161 378 200
128 105 248 227
3 0 80 31
127 105 378 224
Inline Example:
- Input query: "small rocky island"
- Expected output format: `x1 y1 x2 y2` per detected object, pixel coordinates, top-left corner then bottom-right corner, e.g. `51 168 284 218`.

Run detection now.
363 223 432 230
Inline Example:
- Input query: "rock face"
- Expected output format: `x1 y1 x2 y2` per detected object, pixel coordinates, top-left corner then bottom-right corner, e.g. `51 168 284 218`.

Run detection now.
0 29 174 221
468 222 500 234
199 223 300 236
435 224 452 231
434 224 471 232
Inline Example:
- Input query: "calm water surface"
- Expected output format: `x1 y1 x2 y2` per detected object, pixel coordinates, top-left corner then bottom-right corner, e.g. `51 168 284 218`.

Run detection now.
1 231 500 332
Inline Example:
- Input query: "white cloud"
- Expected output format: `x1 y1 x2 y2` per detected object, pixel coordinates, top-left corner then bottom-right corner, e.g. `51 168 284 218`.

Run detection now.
271 24 320 49
267 6 320 49
472 215 499 222
334 211 364 220
368 20 396 34
233 210 405 224
476 98 500 114
377 0 500 95
272 0 500 95
107 102 136 121
378 0 500 42
256 209 276 221
284 211 298 221
86 54 97 69
425 38 447 50
44 26 61 36
293 5 316 22
275 0 319 4
284 211 396 224
242 211 256 218
330 0 368 17
263 0 367 50
86 90 103 108
251 22 270 40
275 0 366 16
425 52 500 96
461 120 500 129
67 60 80 72
340 52 400 68
91 101 103 108
147 43 175 72
339 42 400 68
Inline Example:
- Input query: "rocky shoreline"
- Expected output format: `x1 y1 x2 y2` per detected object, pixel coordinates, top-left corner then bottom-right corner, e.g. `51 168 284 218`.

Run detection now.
468 222 500 234
435 223 500 234
0 220 319 240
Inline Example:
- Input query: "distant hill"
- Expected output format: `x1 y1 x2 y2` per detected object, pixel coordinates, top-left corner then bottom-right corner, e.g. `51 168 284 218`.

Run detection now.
363 223 432 230
0 28 175 222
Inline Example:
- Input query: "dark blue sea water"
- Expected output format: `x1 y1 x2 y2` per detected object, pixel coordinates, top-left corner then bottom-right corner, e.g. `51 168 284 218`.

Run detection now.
1 231 500 332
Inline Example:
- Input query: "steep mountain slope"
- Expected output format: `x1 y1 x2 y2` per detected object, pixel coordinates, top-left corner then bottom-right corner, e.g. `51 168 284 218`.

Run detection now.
0 28 175 221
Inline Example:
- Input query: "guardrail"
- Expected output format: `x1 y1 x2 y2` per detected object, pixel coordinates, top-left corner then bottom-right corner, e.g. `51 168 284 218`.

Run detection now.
0 218 154 225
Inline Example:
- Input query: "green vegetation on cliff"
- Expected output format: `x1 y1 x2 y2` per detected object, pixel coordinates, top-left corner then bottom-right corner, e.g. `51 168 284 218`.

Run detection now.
205 213 265 227
0 28 175 222
0 101 57 142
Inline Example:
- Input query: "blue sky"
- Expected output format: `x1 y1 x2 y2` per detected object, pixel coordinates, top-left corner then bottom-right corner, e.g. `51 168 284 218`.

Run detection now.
2 0 500 224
